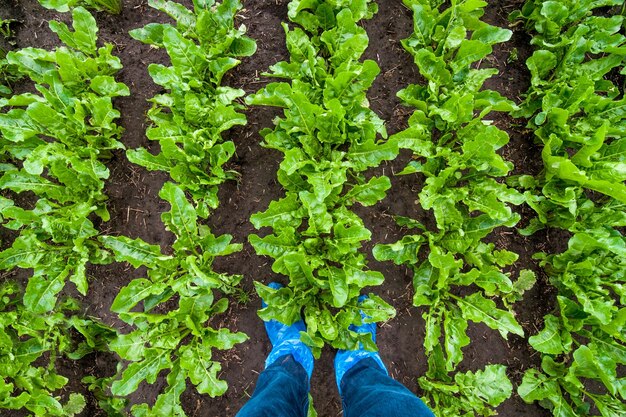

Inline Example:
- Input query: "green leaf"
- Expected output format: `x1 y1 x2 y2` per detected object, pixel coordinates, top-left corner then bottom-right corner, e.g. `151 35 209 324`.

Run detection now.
455 364 512 407
345 176 391 206
136 363 186 416
572 345 618 396
443 308 470 371
348 139 399 171
162 26 205 79
109 332 146 362
451 40 492 73
457 293 524 339
249 232 298 259
100 236 171 268
179 343 227 397
315 308 338 341
0 171 67 202
111 349 171 396
129 23 168 47
506 269 536 303
529 315 569 355
62 393 86 416
359 294 395 323
49 7 98 54
325 266 348 308
24 269 69 314
412 49 451 85
518 369 560 404
373 234 425 266
90 75 130 96
0 235 45 270
251 194 302 229
111 279 166 313
159 182 198 250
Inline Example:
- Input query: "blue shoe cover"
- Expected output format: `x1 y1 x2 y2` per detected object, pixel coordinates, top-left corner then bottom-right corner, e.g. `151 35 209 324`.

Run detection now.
335 295 387 393
262 282 314 378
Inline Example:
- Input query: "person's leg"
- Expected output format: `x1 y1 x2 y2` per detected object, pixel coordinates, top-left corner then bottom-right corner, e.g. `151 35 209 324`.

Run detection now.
339 357 435 417
335 295 435 417
236 282 314 417
236 354 309 417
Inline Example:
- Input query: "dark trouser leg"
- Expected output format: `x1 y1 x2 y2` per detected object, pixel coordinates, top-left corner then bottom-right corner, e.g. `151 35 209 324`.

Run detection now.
236 354 309 417
340 358 436 417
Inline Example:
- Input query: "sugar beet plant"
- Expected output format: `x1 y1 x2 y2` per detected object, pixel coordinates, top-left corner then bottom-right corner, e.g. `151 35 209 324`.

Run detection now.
0 8 127 415
512 1 626 415
0 6 128 316
512 0 626 234
101 186 247 416
99 1 256 414
128 0 256 217
0 281 116 415
246 0 398 356
373 0 535 415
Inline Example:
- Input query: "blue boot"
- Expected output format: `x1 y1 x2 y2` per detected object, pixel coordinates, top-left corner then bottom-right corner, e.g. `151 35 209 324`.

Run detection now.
262 282 314 378
334 295 388 394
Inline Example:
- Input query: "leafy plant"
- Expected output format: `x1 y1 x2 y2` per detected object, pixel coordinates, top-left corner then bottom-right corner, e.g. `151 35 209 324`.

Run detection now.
102 183 247 416
128 0 256 217
39 0 122 14
246 0 398 356
96 1 257 413
0 281 116 416
373 0 531 414
510 0 626 234
420 365 514 417
512 1 626 414
0 7 129 312
0 8 130 415
518 231 626 416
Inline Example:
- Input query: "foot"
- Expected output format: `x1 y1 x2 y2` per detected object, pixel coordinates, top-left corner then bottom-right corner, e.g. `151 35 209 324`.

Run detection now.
334 295 388 393
262 282 314 378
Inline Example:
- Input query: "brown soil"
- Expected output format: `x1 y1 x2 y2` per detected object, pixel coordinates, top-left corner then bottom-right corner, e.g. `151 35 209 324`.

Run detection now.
0 0 560 416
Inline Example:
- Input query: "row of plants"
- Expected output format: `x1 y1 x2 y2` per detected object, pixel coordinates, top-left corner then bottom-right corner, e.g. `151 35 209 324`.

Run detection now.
512 0 626 415
245 0 398 357
0 7 128 415
373 0 534 415
97 0 258 415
